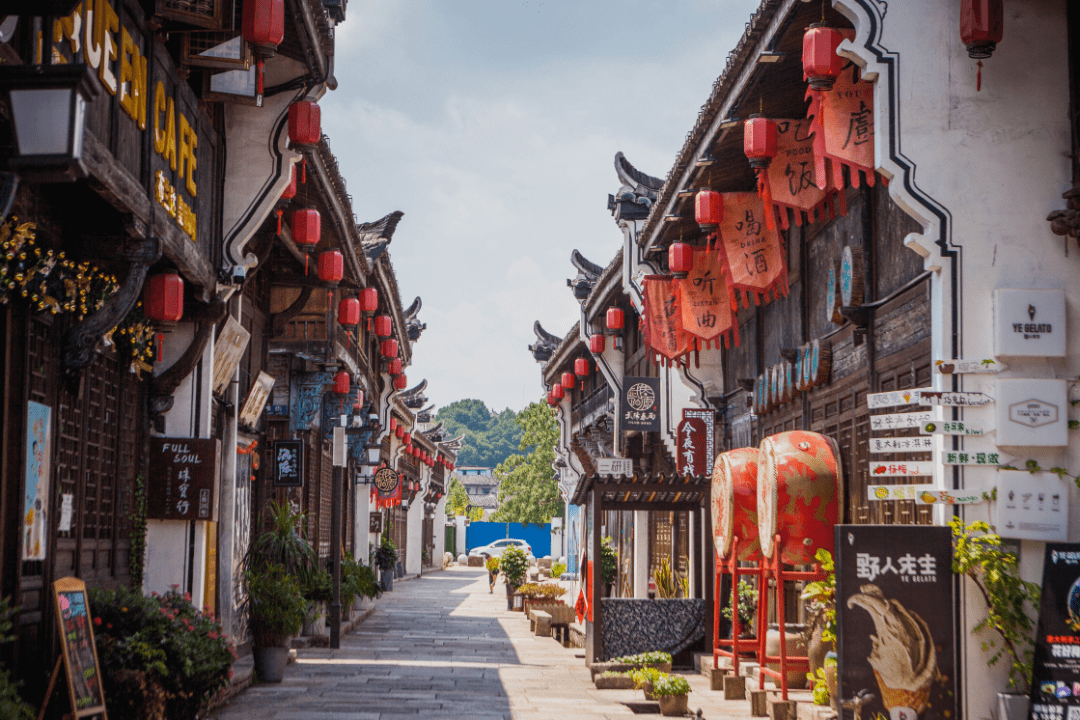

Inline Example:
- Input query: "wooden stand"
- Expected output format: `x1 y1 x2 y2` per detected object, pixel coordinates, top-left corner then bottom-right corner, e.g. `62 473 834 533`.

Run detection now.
712 536 765 675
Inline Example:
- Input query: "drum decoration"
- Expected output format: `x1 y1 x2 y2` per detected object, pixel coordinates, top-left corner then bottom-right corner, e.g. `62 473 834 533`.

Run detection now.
827 264 844 324
810 339 832 387
757 430 843 564
711 448 761 561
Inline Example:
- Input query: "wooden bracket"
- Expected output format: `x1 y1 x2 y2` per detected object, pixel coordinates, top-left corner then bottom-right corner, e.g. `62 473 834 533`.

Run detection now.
149 300 228 425
270 286 314 338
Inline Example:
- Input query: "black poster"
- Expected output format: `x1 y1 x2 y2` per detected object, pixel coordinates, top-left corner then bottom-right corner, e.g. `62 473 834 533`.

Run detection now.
1030 543 1080 720
836 525 957 720
272 440 304 487
619 376 660 433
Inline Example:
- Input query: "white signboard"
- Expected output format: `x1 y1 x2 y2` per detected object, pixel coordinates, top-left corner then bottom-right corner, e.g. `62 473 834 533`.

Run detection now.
238 371 275 428
868 436 934 454
995 378 1068 447
935 358 1007 374
867 484 985 505
941 450 1013 466
918 391 993 408
212 316 251 396
868 461 937 478
993 288 1066 358
995 472 1069 542
596 458 633 477
870 411 933 431
867 484 936 501
867 388 930 409
919 420 989 437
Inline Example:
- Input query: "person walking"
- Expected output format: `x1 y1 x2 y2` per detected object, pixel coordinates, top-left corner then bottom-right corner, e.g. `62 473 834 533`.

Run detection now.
486 556 499 593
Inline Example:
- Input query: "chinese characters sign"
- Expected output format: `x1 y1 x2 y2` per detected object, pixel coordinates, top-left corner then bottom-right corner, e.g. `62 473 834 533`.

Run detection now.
868 436 933 454
715 191 788 305
1030 543 1080 720
836 525 957 720
676 248 738 348
272 440 303 487
815 61 876 188
147 438 220 521
868 462 936 478
641 275 692 364
596 459 633 477
764 118 829 227
620 377 660 433
676 409 714 477
867 388 930 409
870 411 932 431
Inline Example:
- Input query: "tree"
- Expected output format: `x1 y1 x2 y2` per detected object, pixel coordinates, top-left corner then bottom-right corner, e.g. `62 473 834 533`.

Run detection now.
445 478 469 518
436 399 523 467
491 401 562 525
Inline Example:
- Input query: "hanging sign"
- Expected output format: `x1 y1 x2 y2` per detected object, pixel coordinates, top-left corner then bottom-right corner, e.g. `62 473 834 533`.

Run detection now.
868 461 937 478
836 525 958 720
1029 542 1080 720
272 440 303 487
676 409 715 477
867 388 931 409
935 358 1006 374
868 436 934 454
868 484 936 501
51 577 107 719
870 411 933 431
996 378 1068 447
995 472 1069 542
369 512 383 534
677 247 739 348
238 371 275 429
993 288 1066 358
147 438 220 521
211 316 251 396
620 376 661 433
920 420 988 437
940 450 1012 466
641 275 692 364
596 459 634 477
23 400 52 561
917 391 993 407
715 191 788 306
795 339 832 391
811 60 876 190
374 467 401 510
763 118 833 229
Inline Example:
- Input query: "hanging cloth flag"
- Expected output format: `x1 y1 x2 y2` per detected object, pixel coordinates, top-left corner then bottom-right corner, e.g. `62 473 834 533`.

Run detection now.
641 274 693 367
761 118 840 229
677 247 739 349
715 192 789 307
807 61 876 190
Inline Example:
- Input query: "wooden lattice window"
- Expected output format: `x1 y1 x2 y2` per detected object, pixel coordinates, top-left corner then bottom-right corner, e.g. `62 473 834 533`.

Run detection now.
157 0 228 30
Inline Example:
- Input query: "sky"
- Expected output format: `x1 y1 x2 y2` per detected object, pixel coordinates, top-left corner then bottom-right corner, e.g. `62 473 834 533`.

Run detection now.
321 0 762 414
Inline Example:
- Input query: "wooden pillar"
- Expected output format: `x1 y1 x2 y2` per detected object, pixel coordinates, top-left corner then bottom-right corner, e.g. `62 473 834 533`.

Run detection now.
590 484 603 665
701 496 714 654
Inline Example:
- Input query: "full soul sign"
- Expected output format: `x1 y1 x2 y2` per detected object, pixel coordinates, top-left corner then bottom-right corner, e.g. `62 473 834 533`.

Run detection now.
147 438 219 521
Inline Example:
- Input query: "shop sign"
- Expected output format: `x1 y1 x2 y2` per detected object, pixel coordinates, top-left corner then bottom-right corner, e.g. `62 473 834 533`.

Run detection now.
369 512 383 535
620 377 660 433
271 440 303 487
211 317 251 396
23 401 52 561
935 358 1006 374
868 483 985 505
870 411 932 431
676 409 714 477
995 472 1069 542
996 379 1068 447
238 371 275 429
868 436 933 454
374 467 400 495
596 459 633 477
836 525 957 720
867 483 935 501
147 438 219 521
868 461 936 478
919 420 988 437
1030 543 1080 720
994 288 1066 358
867 388 930 409
941 450 1012 466
918 391 993 407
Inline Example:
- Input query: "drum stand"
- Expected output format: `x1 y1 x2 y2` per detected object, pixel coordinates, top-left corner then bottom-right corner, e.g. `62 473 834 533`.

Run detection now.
712 536 766 675
756 533 825 700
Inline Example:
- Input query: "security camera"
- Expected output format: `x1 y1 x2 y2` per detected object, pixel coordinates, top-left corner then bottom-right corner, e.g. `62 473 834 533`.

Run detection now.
230 264 247 285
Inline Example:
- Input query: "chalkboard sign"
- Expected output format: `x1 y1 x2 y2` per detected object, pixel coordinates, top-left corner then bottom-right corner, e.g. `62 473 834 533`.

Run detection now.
52 576 107 719
272 440 304 487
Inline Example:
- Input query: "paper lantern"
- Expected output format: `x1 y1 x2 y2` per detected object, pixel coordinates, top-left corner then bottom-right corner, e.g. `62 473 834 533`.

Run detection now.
288 100 321 148
380 339 398 358
802 24 845 90
960 0 1003 59
547 392 558 406
143 273 184 322
360 287 378 313
402 432 412 446
395 426 404 439
374 315 392 337
561 372 575 389
394 375 408 390
711 448 761 561
388 357 402 375
338 298 360 326
280 164 297 200
606 307 624 331
743 116 778 169
574 358 589 377
242 0 284 50
290 209 320 246
668 242 693 279
333 371 350 394
552 384 565 400
317 250 343 283
389 417 397 432
694 188 723 232
589 334 605 354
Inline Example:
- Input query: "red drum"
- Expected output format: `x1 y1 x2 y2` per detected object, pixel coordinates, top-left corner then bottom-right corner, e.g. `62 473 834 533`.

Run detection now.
711 448 761 561
757 431 842 564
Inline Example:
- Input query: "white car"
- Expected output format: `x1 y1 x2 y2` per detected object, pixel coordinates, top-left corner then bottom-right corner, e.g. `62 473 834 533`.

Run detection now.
468 539 532 559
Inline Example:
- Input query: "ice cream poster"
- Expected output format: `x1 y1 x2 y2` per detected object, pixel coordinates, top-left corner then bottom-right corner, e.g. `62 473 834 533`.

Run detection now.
836 525 957 720
1030 543 1080 720
23 401 52 561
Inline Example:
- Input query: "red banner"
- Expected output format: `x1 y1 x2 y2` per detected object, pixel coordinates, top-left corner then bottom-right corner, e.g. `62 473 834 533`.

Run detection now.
676 415 708 476
807 59 876 190
642 274 692 366
760 118 844 229
715 192 788 307
677 247 739 348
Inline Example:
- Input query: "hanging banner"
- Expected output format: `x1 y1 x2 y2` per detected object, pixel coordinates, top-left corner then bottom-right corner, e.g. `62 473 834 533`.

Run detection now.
1030 543 1080 720
676 409 714 477
762 118 836 229
374 466 401 509
641 275 692 365
620 377 661 433
714 192 788 307
807 57 876 190
677 248 739 347
836 525 958 720
24 401 52 561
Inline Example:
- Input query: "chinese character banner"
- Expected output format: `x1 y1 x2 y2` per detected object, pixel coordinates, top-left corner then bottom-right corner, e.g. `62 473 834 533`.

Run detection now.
676 247 739 349
641 275 693 366
714 192 788 309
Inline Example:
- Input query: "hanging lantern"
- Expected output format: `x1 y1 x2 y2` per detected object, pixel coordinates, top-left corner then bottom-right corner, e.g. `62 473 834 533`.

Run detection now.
394 375 408 390
374 315 392 337
290 209 321 246
395 425 405 439
317 250 343 283
552 384 565 400
288 100 321 148
547 392 558 406
960 0 1003 59
381 339 398 358
802 24 845 90
561 371 575 389
694 188 723 232
338 298 360 326
144 272 184 322
389 417 397 432
589 334 605 354
388 357 403 375
403 432 412 446
242 0 284 97
575 357 590 377
359 287 379 314
744 116 778 169
606 307 625 332
333 371 350 394
668 242 694 280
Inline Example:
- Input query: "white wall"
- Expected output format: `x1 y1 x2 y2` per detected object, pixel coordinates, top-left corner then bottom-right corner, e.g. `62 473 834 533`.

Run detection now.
433 496 447 563
405 497 423 574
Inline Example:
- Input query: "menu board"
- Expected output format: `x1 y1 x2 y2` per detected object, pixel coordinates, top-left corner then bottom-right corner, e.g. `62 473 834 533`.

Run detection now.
52 576 107 719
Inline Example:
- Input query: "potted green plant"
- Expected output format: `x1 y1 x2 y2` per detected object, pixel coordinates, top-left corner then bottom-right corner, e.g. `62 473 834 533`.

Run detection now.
651 674 691 716
298 562 332 636
950 517 1041 720
374 535 398 591
801 548 836 676
722 579 758 638
601 536 618 597
629 666 667 700
500 546 529 610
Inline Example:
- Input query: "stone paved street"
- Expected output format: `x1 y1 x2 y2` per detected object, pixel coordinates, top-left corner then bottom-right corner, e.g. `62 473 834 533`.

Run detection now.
211 566 756 720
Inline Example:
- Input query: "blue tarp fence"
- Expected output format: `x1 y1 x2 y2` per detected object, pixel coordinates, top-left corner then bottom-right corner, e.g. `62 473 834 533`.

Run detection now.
466 521 552 558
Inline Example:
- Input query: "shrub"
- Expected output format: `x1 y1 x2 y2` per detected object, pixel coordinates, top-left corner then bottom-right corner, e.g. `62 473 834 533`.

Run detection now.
612 651 672 665
298 563 333 604
500 546 529 586
374 535 398 571
552 561 567 577
722 580 758 629
515 583 567 600
628 666 666 689
652 674 691 697
600 537 618 584
246 566 306 646
248 501 313 574
0 597 33 720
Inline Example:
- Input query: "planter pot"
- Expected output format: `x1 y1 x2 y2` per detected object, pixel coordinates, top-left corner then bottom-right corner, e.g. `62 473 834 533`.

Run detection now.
642 681 656 701
381 569 394 591
505 583 518 611
594 674 635 690
302 601 327 636
252 646 290 683
823 664 838 711
998 693 1030 720
657 693 689 716
765 625 809 689
808 621 830 677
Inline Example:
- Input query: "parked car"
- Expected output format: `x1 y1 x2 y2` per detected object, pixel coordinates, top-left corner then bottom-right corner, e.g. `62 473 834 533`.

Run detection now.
468 539 532 559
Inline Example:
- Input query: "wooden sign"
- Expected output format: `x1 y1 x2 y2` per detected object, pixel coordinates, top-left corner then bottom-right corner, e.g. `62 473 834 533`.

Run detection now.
51 577 107 719
868 436 933 454
867 483 936 501
866 387 930 409
869 411 932 431
272 440 303 487
935 358 1006 374
868 461 936 478
211 316 251 396
596 459 634 477
941 450 1012 466
369 512 383 534
918 391 993 407
840 246 864 307
920 420 989 437
238 371 275 429
676 409 714 477
147 438 220 521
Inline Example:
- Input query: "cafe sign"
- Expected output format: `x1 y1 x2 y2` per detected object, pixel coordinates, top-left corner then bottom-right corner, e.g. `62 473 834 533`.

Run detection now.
996 378 1068 447
994 288 1065 358
147 437 219 521
620 377 660 433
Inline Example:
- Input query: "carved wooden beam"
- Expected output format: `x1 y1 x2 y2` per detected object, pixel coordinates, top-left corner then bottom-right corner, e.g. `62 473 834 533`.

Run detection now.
149 301 228 419
62 237 161 370
271 286 313 338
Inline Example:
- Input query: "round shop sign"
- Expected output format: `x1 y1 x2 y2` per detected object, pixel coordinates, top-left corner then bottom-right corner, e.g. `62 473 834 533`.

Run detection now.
626 382 656 411
374 467 399 494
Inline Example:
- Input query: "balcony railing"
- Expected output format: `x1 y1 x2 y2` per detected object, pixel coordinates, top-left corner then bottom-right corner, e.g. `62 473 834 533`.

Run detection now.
572 384 613 431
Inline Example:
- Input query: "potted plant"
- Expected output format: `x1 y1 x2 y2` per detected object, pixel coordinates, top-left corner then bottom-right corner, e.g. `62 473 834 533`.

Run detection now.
651 674 691 716
801 548 836 676
500 546 529 610
486 556 500 594
374 535 398 591
601 536 618 597
722 580 758 638
950 517 1041 720
629 666 667 700
351 562 381 608
298 562 332 636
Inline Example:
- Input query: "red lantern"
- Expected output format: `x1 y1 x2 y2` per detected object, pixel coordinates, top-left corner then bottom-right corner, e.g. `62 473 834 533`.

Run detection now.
290 209 321 246
575 357 590 377
668 242 694 279
338 298 360 326
394 375 408 390
359 287 378 313
374 315 392 337
333 371 350 394
694 188 723 232
403 432 412 446
288 100 321 148
743 115 778 169
552 384 565 400
389 417 397 432
318 250 343 283
143 272 184 322
547 392 558 406
395 426 405 439
449 463 454 472
242 0 284 95
802 24 845 90
589 334 605 354
381 339 398 358
561 372 575 389
960 0 1003 59
606 307 624 331
388 357 402 375
281 164 297 201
